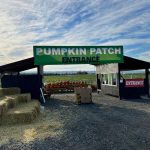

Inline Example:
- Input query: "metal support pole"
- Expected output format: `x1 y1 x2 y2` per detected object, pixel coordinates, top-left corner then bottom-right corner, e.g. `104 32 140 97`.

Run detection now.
37 65 45 104
96 74 98 87
96 74 100 93
146 68 149 98
118 64 122 100
37 65 43 88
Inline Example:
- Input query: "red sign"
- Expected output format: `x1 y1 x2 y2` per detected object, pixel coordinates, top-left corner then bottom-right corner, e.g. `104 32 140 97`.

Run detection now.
125 79 144 88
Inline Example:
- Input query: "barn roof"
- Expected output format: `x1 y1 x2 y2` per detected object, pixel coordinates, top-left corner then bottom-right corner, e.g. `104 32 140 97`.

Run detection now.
0 56 149 73
119 56 150 71
0 57 37 73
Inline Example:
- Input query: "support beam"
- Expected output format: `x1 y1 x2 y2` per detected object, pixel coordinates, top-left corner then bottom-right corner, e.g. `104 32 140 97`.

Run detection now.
0 73 4 79
118 64 122 100
37 65 43 75
96 74 101 93
146 68 149 98
37 65 43 88
37 65 45 104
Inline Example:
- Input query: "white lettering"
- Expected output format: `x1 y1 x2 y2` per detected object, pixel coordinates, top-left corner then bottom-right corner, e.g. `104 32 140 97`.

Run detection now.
61 48 68 55
36 48 43 55
68 48 75 55
96 48 102 54
108 48 114 54
115 48 121 54
90 48 96 54
44 48 51 55
75 48 79 55
126 80 144 86
101 48 107 54
52 48 60 55
80 48 86 55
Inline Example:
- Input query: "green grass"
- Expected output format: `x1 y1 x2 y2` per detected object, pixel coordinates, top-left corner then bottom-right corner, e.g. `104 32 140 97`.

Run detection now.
122 73 150 85
44 73 150 85
121 73 146 79
43 74 96 84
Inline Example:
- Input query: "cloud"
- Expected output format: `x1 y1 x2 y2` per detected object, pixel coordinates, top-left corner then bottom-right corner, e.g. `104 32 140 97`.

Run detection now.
0 0 150 70
135 51 150 62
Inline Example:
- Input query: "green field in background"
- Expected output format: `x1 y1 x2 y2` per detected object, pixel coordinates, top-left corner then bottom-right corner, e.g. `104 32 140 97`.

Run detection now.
43 74 96 84
44 73 150 85
122 73 145 79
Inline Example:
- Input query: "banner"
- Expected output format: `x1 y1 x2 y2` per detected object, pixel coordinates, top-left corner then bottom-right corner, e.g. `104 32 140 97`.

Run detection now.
125 79 144 88
33 46 123 65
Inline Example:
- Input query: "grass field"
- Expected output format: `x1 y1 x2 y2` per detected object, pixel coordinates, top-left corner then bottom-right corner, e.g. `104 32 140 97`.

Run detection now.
43 73 150 85
122 73 146 79
43 74 96 84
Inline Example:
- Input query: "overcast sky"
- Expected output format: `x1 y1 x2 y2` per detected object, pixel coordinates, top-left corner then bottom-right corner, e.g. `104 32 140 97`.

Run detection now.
0 0 150 71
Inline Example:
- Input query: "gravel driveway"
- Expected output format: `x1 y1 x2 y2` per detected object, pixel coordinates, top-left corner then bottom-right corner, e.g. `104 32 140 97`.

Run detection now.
1 93 150 150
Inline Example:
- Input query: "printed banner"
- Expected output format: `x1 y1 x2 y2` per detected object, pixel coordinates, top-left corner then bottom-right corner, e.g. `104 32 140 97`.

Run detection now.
125 79 144 88
33 46 123 65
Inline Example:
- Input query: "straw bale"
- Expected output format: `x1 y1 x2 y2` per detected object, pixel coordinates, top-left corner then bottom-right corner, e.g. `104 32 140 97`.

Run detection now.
2 100 40 125
0 100 8 115
15 93 31 103
0 101 8 125
32 99 41 113
0 87 21 97
4 96 18 109
3 93 31 108
74 87 92 94
74 87 92 104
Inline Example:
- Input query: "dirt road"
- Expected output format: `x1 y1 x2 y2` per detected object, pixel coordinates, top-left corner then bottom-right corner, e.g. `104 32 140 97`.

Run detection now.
1 93 150 150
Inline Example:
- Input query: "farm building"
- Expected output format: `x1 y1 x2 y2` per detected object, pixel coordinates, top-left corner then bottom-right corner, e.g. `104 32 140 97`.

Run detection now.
0 58 43 103
0 56 150 102
96 56 150 99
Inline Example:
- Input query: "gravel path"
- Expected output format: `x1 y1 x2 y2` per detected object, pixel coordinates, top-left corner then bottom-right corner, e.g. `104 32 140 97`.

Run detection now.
1 93 150 150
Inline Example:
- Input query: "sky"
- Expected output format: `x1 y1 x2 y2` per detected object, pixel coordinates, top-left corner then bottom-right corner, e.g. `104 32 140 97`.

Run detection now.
0 0 150 72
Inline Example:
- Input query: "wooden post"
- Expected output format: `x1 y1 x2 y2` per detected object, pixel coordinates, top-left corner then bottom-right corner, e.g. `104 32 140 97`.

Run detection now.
96 74 98 85
37 65 43 75
96 74 101 93
146 68 149 98
37 65 44 104
37 65 43 88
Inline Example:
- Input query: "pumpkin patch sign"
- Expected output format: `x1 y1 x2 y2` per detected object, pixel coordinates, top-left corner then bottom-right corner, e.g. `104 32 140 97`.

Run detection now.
33 46 123 65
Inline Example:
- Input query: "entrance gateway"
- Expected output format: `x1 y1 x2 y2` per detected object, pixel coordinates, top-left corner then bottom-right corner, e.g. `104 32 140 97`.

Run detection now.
33 45 124 98
0 45 149 103
33 46 150 100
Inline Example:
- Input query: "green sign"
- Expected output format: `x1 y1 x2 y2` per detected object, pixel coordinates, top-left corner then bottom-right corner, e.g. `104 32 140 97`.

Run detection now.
33 46 123 65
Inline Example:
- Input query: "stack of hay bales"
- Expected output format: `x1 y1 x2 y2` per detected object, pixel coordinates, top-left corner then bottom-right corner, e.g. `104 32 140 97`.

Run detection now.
0 87 20 97
74 87 92 104
0 87 40 125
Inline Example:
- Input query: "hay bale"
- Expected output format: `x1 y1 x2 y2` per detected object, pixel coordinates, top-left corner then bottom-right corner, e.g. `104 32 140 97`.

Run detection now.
74 87 92 104
0 101 8 125
0 96 19 125
0 87 21 97
15 93 31 103
32 99 40 113
4 96 18 109
2 100 40 125
0 100 9 115
0 95 20 124
0 93 31 113
3 93 31 108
